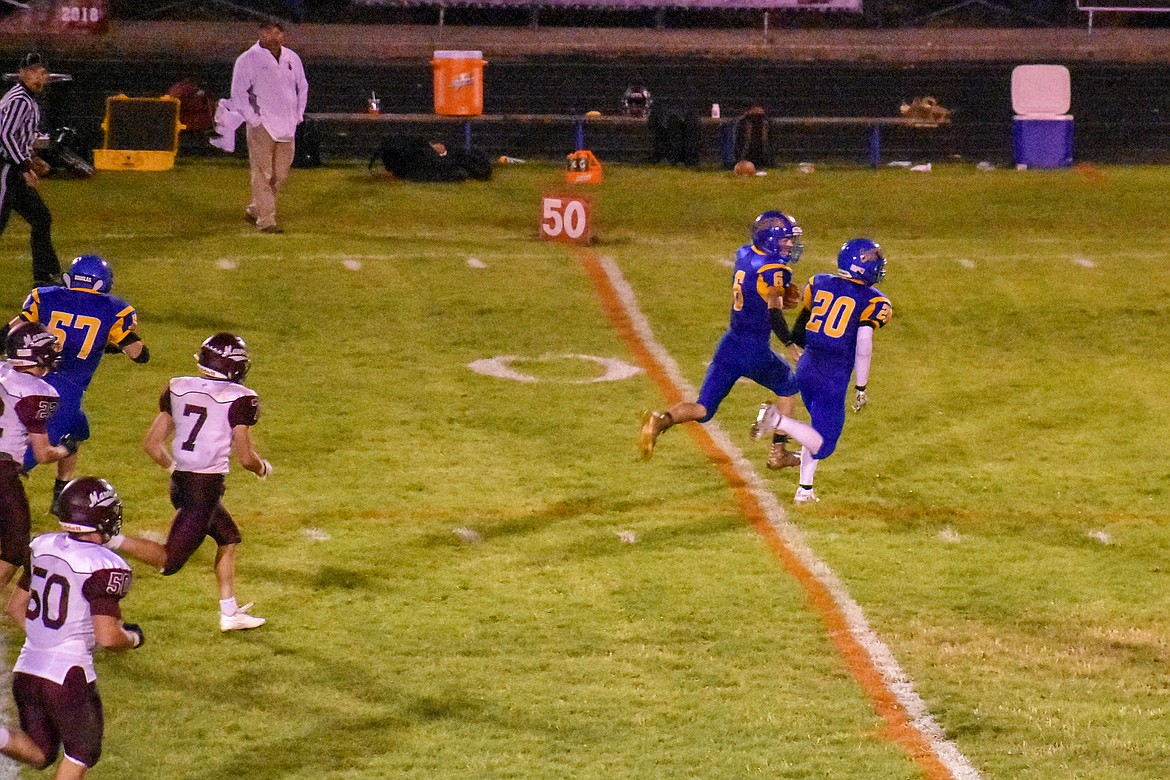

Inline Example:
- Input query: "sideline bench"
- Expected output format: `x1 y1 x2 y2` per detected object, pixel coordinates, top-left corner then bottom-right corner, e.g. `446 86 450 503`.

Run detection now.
305 112 946 168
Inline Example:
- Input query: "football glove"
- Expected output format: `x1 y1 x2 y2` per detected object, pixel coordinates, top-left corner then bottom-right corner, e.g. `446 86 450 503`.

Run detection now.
852 386 868 413
59 434 80 455
256 459 273 480
123 623 145 649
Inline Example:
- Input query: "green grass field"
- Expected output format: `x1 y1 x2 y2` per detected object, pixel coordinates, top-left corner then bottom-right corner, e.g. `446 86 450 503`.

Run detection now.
0 158 1168 779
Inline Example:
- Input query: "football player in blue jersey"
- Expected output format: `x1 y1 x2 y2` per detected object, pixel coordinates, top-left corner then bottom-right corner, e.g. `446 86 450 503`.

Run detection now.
639 211 805 466
6 255 151 514
760 238 893 504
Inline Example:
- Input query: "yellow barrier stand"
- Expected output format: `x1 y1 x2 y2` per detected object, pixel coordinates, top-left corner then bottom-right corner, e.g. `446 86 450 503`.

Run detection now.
93 95 185 171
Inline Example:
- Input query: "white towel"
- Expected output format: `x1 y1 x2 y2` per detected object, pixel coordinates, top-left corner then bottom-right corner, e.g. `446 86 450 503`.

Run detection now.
210 99 245 153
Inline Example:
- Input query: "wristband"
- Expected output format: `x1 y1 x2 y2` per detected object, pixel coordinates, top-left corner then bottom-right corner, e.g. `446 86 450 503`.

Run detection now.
123 622 145 649
855 384 866 392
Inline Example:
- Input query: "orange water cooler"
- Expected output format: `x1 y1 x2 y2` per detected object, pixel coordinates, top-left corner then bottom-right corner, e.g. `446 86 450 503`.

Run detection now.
431 50 486 116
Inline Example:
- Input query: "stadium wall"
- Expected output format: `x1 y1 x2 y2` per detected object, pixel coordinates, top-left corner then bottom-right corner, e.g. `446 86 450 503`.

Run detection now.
3 23 1169 164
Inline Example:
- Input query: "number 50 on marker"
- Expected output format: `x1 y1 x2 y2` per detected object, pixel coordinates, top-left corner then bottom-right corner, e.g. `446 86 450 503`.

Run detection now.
540 193 593 245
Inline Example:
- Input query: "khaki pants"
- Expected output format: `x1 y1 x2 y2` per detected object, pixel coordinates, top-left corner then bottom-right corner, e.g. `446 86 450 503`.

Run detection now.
245 124 295 230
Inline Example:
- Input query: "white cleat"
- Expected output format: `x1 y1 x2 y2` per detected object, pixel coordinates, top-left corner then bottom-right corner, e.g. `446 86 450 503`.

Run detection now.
749 403 770 439
793 487 820 504
750 402 782 440
220 603 266 632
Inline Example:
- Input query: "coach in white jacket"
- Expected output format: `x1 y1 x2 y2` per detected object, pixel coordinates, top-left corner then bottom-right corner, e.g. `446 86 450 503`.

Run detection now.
231 19 308 234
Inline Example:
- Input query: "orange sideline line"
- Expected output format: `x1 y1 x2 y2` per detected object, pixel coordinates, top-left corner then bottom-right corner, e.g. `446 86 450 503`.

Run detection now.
579 250 955 780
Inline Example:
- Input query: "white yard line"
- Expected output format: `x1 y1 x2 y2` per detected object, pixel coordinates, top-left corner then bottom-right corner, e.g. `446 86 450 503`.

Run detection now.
594 253 981 780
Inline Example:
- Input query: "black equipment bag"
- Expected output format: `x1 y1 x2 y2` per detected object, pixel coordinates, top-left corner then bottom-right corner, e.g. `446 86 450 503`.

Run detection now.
292 119 322 169
368 137 492 182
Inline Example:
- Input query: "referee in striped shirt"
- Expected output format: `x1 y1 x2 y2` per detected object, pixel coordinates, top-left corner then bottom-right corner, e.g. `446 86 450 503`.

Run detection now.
0 53 62 287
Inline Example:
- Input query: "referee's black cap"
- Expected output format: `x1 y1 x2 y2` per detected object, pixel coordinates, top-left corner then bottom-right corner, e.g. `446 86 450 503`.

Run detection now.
18 53 46 71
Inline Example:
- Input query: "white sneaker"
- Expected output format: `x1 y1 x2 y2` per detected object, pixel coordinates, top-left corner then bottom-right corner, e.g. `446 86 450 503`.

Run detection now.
793 487 820 504
220 604 266 631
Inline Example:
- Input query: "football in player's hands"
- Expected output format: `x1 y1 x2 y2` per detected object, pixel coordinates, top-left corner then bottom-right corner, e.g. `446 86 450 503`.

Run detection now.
783 282 802 309
123 623 145 648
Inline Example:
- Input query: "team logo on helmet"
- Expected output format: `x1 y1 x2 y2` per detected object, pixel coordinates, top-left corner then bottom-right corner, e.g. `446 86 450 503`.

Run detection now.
89 486 118 507
57 477 124 539
5 321 61 370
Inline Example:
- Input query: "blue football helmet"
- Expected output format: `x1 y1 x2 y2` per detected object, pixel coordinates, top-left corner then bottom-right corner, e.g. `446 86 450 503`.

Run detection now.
64 254 113 292
837 238 886 286
751 211 804 263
